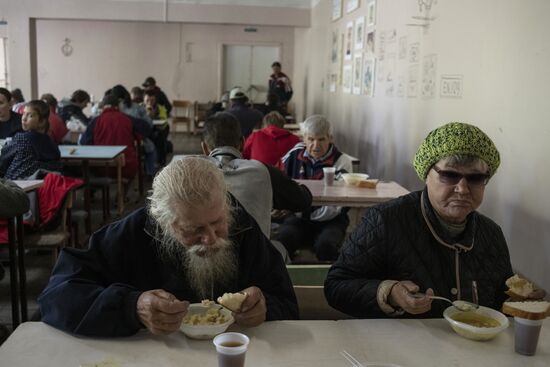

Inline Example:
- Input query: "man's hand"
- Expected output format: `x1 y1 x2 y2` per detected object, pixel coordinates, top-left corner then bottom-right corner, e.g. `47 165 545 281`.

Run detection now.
388 281 433 315
271 209 291 221
233 286 266 327
137 289 189 335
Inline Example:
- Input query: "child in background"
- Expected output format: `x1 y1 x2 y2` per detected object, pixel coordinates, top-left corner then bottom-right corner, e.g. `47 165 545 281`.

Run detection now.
0 100 61 179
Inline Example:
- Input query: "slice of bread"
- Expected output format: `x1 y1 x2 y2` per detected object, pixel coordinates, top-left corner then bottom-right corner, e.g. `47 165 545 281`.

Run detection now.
505 274 535 300
502 301 550 320
357 179 379 189
217 292 247 312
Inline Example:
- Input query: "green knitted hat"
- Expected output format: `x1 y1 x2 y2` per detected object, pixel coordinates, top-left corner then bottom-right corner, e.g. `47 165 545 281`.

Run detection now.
413 122 500 180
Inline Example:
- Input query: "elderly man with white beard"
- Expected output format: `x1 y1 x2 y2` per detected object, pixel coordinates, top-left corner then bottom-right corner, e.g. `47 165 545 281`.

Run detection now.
38 157 298 337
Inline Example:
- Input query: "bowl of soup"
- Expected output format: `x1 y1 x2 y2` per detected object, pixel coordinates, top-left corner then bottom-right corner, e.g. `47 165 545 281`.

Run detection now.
180 303 234 339
443 305 509 341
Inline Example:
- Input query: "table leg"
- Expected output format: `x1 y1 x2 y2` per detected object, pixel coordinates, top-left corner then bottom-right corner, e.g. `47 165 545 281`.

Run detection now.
117 156 123 215
16 214 27 321
7 217 20 329
82 160 91 233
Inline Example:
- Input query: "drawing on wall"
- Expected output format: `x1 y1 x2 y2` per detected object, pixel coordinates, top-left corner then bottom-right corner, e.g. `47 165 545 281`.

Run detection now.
367 0 376 27
362 57 375 97
353 54 363 94
343 64 353 93
346 0 360 14
366 31 375 54
344 21 354 60
418 0 437 13
339 33 345 82
396 76 406 97
354 17 365 50
408 64 419 97
398 36 407 60
421 54 437 98
330 73 338 92
409 42 420 63
377 61 385 83
385 29 397 44
331 29 339 64
440 75 463 98
377 30 386 60
332 0 343 21
384 53 396 97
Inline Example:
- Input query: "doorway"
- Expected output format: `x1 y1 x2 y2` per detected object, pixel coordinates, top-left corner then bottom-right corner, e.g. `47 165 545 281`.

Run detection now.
222 44 280 103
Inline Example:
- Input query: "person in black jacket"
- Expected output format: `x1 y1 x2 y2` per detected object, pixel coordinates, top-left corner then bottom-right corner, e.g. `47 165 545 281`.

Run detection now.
325 122 514 318
38 156 298 337
201 112 312 262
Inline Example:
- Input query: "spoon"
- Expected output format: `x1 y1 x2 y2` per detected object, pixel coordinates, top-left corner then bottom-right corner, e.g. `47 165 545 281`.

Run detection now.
410 293 479 312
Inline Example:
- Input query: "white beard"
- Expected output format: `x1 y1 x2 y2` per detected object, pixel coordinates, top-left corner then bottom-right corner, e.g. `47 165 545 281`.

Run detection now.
158 235 238 300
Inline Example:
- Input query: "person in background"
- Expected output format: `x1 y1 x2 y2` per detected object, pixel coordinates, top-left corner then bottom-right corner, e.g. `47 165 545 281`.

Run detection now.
58 89 91 126
130 86 144 104
81 94 151 181
111 85 158 176
0 88 23 139
41 93 69 145
274 115 353 261
0 100 61 179
325 122 514 318
201 112 312 262
143 90 171 166
206 91 229 118
142 76 172 116
268 62 293 107
243 111 301 166
226 88 263 139
10 88 26 114
38 157 298 337
258 93 286 117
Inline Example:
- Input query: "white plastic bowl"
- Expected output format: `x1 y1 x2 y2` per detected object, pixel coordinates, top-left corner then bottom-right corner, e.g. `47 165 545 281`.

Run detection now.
180 303 234 340
443 305 509 341
341 173 369 186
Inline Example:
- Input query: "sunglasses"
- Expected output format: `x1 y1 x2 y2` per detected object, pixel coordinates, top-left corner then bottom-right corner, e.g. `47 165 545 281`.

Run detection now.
432 166 490 187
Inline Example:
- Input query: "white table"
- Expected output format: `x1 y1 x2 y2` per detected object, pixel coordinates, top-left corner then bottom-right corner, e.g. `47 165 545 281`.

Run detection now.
59 145 127 225
296 179 409 207
0 320 548 366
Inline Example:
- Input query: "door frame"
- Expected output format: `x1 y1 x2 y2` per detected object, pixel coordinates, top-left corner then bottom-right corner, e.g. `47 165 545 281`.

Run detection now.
217 41 282 101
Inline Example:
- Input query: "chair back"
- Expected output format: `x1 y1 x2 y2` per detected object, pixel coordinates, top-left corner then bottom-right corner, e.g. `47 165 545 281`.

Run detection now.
172 100 195 133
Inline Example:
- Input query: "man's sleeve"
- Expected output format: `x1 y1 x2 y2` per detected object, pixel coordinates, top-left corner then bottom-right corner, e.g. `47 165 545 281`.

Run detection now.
79 118 96 145
324 207 390 318
264 163 312 212
38 222 144 337
237 213 299 320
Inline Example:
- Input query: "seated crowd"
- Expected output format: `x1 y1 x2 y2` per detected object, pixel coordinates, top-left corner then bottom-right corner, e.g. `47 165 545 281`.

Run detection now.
0 76 538 338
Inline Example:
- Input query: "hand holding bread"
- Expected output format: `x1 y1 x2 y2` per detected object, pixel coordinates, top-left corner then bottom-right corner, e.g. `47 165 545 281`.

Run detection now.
219 287 266 327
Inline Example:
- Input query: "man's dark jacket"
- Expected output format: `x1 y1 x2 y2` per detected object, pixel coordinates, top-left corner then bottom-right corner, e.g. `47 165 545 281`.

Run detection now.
39 205 298 336
325 189 513 318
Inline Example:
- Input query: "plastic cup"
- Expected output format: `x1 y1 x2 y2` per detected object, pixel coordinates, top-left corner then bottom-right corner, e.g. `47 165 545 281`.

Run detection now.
213 332 250 367
323 167 336 186
514 317 544 356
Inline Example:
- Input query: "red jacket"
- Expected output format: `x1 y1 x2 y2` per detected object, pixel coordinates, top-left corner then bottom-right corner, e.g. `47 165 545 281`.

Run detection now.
87 108 138 179
242 125 301 166
47 109 69 145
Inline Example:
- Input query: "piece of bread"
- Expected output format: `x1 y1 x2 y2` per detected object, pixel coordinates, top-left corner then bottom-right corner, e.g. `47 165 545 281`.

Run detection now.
357 179 379 189
502 301 550 320
505 274 536 300
217 292 247 312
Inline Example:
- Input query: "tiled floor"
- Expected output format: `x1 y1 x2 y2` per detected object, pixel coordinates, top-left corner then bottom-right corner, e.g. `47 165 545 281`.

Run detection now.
0 132 202 344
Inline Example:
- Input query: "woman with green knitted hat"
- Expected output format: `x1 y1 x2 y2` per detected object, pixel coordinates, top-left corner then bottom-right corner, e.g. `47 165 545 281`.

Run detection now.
325 122 514 318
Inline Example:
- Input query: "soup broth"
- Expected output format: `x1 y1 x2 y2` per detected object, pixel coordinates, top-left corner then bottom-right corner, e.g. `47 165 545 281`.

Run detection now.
451 312 501 328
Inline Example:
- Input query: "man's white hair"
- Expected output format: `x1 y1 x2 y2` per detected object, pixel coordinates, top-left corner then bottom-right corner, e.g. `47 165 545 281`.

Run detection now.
301 114 332 137
148 156 229 237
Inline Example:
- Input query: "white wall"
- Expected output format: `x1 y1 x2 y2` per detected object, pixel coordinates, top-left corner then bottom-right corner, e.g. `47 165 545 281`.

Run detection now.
0 0 308 99
36 19 295 103
295 0 550 291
